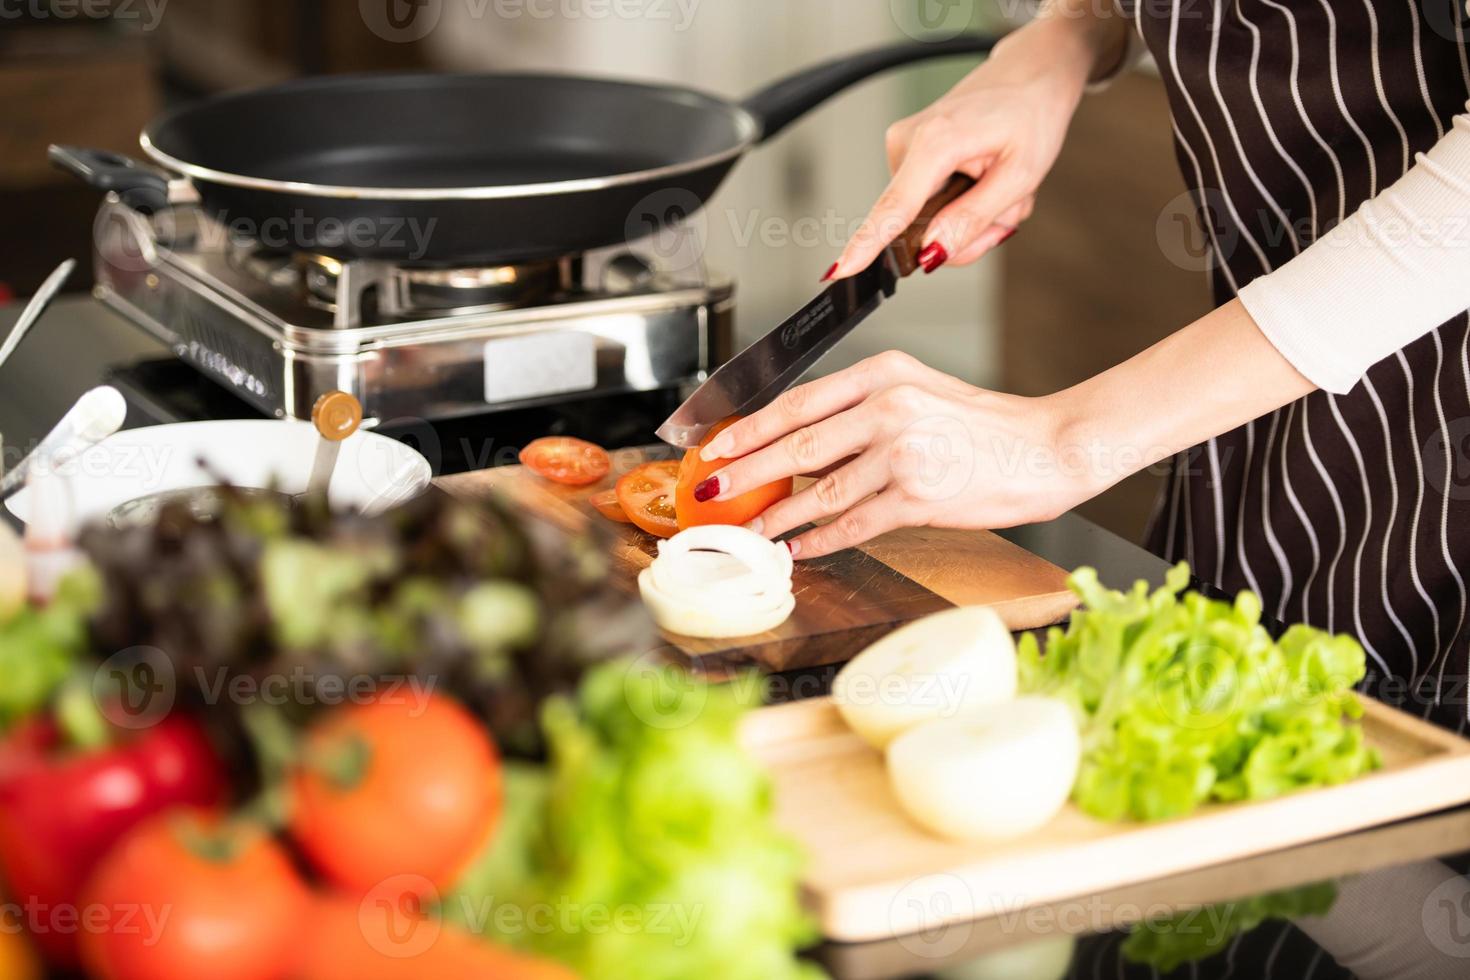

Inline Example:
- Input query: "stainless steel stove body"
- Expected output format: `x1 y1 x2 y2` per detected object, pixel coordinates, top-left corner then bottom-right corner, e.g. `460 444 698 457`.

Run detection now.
90 196 732 424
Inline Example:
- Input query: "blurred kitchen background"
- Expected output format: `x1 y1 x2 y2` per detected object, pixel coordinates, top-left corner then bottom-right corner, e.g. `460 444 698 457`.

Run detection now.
1 0 1207 542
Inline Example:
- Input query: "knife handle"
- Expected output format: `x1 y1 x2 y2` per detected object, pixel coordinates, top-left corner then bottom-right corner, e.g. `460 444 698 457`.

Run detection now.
890 173 979 277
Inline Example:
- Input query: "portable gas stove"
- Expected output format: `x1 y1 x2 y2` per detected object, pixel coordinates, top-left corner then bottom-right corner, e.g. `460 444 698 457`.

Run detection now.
88 194 733 430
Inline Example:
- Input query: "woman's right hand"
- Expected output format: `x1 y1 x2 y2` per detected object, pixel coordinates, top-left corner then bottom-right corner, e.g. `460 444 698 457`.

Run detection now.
828 14 1129 277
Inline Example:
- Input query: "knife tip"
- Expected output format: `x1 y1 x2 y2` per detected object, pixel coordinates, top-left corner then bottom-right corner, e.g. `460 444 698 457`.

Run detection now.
654 423 702 450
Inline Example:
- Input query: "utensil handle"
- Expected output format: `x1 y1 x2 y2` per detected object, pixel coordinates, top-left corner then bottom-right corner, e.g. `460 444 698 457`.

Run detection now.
49 145 171 214
0 259 76 373
0 386 127 500
740 35 999 144
890 174 978 277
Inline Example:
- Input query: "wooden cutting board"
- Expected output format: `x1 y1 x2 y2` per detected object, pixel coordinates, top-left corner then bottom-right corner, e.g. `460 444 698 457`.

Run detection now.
738 696 1470 942
436 449 1078 672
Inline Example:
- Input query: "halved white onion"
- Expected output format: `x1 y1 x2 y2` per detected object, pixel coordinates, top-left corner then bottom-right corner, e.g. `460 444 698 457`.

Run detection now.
886 696 1080 841
832 605 1018 749
638 525 795 638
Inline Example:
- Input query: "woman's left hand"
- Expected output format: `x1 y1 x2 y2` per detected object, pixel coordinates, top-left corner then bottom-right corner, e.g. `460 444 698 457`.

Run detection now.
692 351 1095 559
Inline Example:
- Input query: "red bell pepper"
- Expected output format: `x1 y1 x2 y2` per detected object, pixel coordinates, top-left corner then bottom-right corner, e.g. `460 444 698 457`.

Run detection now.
0 713 225 966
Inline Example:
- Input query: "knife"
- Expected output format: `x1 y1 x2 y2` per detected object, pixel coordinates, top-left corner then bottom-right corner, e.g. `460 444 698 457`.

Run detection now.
656 174 977 449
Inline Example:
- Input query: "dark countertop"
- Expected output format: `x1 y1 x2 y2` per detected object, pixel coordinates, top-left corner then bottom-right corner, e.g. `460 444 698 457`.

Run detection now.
4 295 1469 979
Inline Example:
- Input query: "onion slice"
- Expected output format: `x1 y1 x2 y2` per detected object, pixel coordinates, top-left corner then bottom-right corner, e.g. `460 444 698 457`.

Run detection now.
637 526 795 638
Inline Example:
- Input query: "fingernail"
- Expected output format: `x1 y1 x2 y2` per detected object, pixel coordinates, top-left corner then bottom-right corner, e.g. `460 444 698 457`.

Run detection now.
744 516 764 535
785 539 802 558
692 475 722 503
918 241 948 274
820 262 839 282
699 434 734 462
998 226 1018 246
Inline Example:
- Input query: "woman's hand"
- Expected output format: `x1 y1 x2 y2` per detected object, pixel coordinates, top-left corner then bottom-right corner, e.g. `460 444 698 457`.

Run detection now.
692 352 1097 559
827 12 1130 277
693 300 1314 560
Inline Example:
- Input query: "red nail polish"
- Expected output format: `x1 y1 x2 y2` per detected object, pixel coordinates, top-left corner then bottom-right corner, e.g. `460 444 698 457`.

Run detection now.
917 242 948 274
693 476 721 502
820 262 839 282
998 227 1018 246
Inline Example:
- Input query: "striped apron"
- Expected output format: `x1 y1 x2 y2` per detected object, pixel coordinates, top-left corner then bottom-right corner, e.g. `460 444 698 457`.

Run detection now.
1068 0 1470 975
1129 0 1470 736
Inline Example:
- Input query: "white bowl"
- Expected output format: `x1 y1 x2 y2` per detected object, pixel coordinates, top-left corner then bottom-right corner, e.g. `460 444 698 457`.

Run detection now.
6 419 432 526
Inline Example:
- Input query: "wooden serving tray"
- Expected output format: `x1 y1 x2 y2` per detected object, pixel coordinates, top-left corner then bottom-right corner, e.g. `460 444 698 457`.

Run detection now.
437 450 1079 672
738 696 1470 942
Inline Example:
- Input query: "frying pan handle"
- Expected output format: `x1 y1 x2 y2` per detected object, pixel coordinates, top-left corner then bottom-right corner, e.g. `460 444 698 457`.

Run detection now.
891 173 976 276
49 145 171 214
740 35 1000 143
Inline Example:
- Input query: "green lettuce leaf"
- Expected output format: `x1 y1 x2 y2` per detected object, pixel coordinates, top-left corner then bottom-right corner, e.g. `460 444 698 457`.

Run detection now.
1019 563 1379 822
446 660 822 980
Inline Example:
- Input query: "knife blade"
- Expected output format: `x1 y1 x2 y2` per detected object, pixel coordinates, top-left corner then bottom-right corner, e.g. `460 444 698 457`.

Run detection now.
656 174 977 449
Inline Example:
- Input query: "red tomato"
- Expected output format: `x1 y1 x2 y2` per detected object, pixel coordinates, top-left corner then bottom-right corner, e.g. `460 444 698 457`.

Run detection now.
78 810 308 980
294 893 575 980
589 488 631 523
289 694 501 896
519 437 611 486
675 417 794 530
614 461 681 538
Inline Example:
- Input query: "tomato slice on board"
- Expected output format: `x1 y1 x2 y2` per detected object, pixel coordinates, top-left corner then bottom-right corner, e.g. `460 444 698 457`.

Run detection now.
615 461 681 538
589 488 631 523
674 417 794 530
519 437 611 486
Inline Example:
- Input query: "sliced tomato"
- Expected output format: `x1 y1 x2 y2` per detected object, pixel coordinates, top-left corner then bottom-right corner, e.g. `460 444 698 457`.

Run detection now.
615 460 681 538
589 488 631 523
519 437 611 486
675 417 794 530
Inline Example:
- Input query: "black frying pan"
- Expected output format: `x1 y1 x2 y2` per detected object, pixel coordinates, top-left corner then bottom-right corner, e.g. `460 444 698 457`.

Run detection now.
51 35 996 265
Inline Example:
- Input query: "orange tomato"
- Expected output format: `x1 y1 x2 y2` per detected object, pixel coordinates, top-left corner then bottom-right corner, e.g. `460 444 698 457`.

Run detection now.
289 694 501 896
614 461 681 538
78 810 308 980
589 488 631 523
675 417 793 530
519 437 611 486
294 893 574 980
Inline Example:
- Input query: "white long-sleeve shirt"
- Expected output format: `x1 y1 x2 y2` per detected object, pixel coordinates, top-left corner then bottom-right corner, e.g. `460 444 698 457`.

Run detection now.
1234 105 1470 395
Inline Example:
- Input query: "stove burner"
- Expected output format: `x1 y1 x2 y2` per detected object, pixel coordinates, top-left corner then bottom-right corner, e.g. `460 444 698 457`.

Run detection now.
225 244 573 326
294 253 572 321
91 201 733 424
